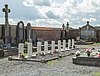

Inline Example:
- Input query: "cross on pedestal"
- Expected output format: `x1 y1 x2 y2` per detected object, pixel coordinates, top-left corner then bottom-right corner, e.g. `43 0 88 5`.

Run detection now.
62 24 65 30
2 4 10 24
61 24 66 40
2 4 11 43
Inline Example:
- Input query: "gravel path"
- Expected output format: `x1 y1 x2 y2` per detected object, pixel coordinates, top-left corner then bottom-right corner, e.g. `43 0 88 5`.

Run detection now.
0 55 100 76
0 45 100 76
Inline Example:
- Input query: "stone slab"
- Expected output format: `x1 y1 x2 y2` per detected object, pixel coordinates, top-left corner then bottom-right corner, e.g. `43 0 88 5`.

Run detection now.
73 57 100 66
8 50 75 63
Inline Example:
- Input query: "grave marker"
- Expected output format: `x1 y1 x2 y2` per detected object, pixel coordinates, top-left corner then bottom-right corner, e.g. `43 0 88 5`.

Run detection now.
72 39 75 49
44 41 48 54
37 42 41 54
18 43 24 57
26 23 32 42
2 4 11 43
58 40 61 52
17 21 24 43
68 39 71 49
51 41 55 53
63 40 66 51
27 43 32 57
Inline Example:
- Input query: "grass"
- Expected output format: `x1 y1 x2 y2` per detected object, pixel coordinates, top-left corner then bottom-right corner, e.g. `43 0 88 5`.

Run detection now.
93 72 100 76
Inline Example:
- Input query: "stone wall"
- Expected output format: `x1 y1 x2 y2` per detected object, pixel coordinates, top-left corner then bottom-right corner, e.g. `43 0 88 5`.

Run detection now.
69 29 80 40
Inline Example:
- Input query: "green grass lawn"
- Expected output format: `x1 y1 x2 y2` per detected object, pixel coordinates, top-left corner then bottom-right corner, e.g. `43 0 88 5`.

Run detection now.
93 72 100 76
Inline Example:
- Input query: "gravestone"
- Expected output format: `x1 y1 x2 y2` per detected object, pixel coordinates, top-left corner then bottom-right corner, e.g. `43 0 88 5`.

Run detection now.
37 42 41 54
27 43 32 57
63 40 66 51
18 43 24 57
68 39 71 49
2 4 11 43
58 40 61 52
44 41 48 54
17 21 25 43
72 39 75 49
26 23 32 42
51 41 55 53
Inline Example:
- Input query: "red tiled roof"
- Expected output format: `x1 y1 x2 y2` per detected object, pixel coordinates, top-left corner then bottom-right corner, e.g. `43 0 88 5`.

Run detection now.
32 27 62 31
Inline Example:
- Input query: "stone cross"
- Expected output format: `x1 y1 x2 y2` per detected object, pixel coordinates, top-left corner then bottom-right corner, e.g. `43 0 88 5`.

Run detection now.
2 4 11 43
62 24 65 30
2 4 10 24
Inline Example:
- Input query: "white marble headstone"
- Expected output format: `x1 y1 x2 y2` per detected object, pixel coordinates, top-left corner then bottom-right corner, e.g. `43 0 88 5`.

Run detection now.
27 43 32 57
37 42 41 54
44 41 48 54
51 41 55 53
18 43 24 57
63 40 66 51
58 40 61 52
68 39 71 50
72 39 74 49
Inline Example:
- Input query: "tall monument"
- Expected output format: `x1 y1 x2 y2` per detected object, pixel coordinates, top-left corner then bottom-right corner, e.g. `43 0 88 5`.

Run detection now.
61 24 66 40
2 4 11 43
66 22 69 39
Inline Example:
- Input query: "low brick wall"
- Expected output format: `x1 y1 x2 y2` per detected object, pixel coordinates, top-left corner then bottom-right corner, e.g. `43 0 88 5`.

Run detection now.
73 57 100 66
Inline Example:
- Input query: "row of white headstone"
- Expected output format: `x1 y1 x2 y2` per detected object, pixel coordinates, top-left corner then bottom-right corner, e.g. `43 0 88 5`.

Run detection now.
18 39 75 58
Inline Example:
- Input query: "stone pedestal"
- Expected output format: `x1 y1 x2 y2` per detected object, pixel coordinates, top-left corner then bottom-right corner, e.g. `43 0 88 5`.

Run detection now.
27 43 32 57
37 42 41 54
44 41 48 54
58 40 61 52
51 41 55 53
18 43 24 57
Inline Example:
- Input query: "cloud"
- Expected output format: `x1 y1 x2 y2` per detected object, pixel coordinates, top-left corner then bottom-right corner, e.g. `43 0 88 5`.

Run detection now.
23 0 33 6
45 11 60 19
34 0 50 6
23 0 50 6
82 18 96 22
0 0 100 28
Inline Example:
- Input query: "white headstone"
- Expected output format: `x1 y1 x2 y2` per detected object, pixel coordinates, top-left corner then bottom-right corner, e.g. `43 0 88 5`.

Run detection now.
27 43 32 57
37 42 41 54
63 40 66 51
58 40 61 52
68 39 71 49
72 39 75 49
44 41 48 54
18 43 24 57
51 41 55 53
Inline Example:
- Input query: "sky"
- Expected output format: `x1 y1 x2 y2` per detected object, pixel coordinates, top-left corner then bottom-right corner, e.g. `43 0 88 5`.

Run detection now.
0 0 100 28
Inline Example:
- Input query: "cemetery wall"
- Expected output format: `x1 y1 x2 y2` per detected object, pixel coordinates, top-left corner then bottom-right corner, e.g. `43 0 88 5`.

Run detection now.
33 27 61 41
0 25 3 38
69 29 80 39
10 25 16 38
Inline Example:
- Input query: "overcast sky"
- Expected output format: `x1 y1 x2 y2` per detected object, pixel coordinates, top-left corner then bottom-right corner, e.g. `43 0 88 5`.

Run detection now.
0 0 100 28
